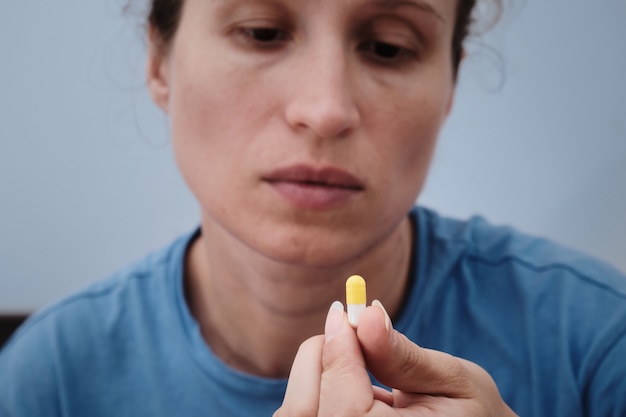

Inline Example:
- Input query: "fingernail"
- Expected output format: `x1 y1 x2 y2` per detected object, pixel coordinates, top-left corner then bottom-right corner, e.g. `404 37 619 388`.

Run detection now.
372 299 391 332
325 301 344 341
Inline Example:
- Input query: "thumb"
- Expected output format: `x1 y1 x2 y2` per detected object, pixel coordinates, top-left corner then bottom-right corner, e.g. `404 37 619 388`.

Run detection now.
357 301 472 398
318 301 375 415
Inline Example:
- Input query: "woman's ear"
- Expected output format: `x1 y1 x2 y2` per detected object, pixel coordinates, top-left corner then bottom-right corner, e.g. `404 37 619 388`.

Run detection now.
146 27 171 113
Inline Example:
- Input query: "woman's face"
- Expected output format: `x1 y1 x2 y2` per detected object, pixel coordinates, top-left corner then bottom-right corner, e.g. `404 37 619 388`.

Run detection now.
148 0 457 267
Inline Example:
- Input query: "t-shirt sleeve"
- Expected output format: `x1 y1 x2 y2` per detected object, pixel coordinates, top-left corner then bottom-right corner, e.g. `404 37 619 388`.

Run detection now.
0 318 62 417
584 329 626 417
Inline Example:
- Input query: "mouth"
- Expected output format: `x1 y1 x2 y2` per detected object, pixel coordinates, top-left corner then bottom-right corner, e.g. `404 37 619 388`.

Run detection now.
262 164 365 210
264 164 365 189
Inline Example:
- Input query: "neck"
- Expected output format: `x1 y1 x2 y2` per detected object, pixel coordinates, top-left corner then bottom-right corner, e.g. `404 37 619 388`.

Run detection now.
184 213 414 378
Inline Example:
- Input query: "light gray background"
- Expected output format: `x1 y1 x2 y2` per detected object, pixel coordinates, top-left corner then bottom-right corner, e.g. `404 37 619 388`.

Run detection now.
1 0 625 313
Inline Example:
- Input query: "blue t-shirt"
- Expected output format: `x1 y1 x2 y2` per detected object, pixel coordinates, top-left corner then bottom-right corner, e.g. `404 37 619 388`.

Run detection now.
2 207 626 416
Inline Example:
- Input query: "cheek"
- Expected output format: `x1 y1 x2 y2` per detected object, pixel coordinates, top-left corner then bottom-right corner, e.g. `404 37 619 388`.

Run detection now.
361 78 451 214
168 54 273 184
375 93 446 179
170 66 245 150
167 68 251 217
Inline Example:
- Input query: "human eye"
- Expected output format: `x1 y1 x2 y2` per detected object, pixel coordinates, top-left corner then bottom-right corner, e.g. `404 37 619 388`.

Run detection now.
358 39 417 65
236 26 291 48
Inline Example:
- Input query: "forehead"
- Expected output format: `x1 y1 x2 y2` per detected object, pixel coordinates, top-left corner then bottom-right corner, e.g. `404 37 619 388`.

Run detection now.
203 0 457 22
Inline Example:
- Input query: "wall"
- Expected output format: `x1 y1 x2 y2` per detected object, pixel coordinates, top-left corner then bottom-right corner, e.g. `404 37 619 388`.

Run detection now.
1 0 624 312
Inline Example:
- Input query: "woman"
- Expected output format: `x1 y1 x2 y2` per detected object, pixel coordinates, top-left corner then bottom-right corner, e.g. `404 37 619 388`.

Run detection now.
1 0 625 415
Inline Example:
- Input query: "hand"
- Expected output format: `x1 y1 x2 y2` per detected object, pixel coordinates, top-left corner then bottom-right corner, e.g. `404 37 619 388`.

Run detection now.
274 301 518 416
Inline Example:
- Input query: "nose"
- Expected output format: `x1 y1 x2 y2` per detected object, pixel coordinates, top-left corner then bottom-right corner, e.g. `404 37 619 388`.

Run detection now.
284 47 361 139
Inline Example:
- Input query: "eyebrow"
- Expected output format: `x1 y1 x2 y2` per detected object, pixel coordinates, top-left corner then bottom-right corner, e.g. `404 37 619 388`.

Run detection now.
371 0 445 22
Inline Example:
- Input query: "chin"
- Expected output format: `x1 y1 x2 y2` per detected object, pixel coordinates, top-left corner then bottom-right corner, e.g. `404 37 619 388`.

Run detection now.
249 224 373 269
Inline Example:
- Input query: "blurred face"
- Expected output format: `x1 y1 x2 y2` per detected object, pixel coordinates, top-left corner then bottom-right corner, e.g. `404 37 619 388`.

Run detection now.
148 0 457 267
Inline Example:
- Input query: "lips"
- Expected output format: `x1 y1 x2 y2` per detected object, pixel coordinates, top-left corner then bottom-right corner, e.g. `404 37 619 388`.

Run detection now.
263 164 364 210
265 164 364 189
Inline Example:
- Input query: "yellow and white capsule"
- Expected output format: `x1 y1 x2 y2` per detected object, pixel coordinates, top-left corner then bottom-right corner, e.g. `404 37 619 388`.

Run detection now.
346 275 366 327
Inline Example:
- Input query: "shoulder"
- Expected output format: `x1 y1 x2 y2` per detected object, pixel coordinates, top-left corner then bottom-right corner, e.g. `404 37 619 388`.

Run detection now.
412 206 626 372
5 229 194 347
413 206 626 296
409 207 626 413
0 229 198 414
410 205 626 367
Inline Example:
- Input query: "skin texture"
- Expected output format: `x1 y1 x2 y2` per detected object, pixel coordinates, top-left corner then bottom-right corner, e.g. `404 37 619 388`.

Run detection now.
146 0 518 414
